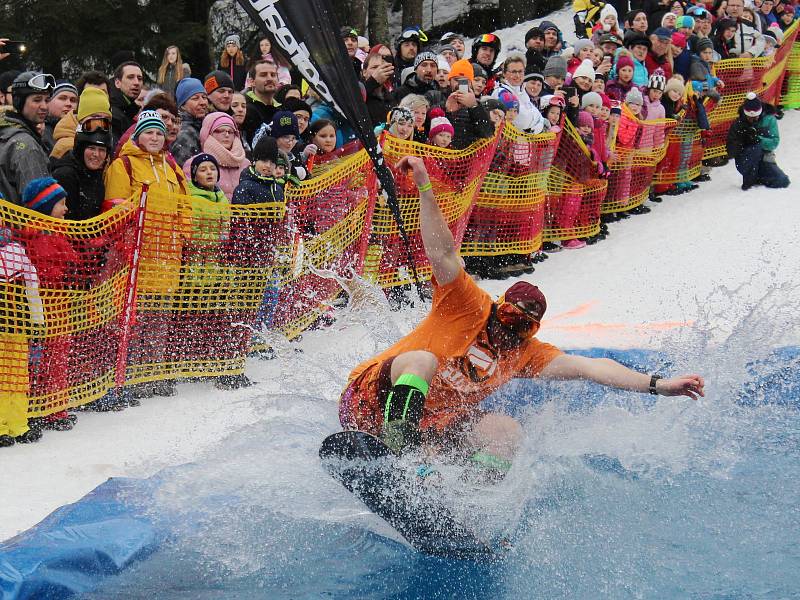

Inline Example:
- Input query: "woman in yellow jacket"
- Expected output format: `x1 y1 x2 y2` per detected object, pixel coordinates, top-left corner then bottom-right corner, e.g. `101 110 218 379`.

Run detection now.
104 110 189 396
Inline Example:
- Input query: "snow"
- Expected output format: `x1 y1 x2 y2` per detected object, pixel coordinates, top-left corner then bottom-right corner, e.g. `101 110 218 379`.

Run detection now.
3 49 800 546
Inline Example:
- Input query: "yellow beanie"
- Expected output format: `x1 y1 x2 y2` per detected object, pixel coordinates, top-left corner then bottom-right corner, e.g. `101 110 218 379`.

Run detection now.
77 87 111 122
448 59 474 81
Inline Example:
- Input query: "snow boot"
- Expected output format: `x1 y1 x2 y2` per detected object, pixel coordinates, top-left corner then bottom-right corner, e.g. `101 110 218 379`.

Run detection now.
561 239 587 249
0 435 15 447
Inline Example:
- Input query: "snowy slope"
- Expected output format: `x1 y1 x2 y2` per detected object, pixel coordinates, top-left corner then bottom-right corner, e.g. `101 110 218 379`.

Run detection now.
2 112 800 542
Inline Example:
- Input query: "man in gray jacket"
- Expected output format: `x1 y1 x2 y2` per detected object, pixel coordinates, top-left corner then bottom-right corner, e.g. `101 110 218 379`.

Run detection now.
722 0 766 57
0 72 52 204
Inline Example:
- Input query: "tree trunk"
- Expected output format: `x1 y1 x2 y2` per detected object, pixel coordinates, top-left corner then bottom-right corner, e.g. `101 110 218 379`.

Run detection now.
402 0 423 28
497 0 533 28
348 0 368 33
368 0 391 46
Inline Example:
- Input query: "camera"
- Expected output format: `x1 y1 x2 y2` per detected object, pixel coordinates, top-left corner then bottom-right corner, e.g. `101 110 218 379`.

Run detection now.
2 41 27 55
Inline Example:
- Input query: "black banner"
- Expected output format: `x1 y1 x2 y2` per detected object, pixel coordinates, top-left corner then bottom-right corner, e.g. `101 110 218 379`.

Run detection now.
236 0 422 295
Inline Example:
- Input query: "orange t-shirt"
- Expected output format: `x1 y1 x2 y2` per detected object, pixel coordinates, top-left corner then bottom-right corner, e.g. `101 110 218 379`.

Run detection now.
348 269 563 423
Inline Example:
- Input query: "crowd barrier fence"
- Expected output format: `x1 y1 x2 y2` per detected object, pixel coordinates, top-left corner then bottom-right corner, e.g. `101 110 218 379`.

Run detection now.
1 23 799 416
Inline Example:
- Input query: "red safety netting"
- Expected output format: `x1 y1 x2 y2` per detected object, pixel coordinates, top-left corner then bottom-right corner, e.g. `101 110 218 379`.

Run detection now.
544 120 607 240
365 132 498 288
270 144 377 338
604 107 675 213
0 200 136 416
461 123 557 256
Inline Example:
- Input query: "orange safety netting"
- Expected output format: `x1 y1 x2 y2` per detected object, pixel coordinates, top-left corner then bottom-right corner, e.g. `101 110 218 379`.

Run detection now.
461 123 557 256
0 200 136 416
365 132 498 288
703 21 799 160
544 120 607 240
604 108 675 213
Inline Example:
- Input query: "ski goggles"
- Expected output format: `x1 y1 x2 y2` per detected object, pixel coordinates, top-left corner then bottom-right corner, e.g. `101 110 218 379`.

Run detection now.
77 117 111 134
399 27 428 43
495 301 541 337
687 6 710 18
12 73 56 93
476 33 499 45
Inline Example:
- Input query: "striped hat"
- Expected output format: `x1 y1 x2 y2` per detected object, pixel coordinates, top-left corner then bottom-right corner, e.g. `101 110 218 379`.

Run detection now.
133 109 167 140
22 177 67 215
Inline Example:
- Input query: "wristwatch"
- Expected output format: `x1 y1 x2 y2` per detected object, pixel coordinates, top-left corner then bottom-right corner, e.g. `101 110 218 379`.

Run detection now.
649 374 663 395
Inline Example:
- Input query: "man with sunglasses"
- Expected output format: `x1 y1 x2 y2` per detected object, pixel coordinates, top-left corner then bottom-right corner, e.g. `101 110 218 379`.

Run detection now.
0 71 53 204
339 157 705 479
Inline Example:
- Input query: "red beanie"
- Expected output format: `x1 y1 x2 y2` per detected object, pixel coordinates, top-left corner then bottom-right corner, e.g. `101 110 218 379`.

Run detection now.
503 281 547 320
616 54 635 71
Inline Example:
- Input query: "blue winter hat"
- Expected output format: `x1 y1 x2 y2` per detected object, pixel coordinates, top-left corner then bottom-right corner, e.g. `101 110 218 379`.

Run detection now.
190 153 220 183
175 77 207 108
133 109 167 140
497 89 520 111
270 110 300 138
652 27 674 41
22 177 67 215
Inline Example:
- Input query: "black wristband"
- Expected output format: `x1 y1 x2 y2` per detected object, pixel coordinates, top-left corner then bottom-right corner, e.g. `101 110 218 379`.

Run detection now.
649 374 662 395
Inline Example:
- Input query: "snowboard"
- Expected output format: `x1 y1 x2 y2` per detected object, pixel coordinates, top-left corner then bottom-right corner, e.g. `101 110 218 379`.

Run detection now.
319 430 495 559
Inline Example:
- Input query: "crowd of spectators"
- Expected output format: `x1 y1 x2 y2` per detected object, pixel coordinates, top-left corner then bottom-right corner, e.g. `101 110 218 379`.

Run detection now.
0 0 795 445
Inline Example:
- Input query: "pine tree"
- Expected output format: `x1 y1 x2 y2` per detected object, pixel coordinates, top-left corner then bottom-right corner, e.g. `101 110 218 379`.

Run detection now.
2 0 206 79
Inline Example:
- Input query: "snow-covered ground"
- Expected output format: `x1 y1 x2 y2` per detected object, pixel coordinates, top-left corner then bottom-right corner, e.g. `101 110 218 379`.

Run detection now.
2 119 800 543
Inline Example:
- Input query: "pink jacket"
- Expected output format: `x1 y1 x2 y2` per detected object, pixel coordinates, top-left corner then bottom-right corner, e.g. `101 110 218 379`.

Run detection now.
182 112 249 199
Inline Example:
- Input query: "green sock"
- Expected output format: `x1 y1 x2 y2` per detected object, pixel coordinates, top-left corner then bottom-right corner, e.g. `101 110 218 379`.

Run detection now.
383 373 429 426
469 451 512 473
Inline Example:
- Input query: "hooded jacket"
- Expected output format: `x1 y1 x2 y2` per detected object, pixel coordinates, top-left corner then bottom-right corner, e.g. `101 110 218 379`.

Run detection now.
446 102 495 150
105 139 188 201
232 166 285 205
50 112 79 159
185 181 229 254
723 18 766 57
182 115 249 199
105 139 189 295
50 150 106 221
0 112 51 205
492 82 546 134
171 110 204 166
109 88 139 142
726 103 779 159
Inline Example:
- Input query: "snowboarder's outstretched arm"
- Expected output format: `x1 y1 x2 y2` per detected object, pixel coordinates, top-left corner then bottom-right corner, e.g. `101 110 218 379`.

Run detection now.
539 353 705 400
395 156 462 286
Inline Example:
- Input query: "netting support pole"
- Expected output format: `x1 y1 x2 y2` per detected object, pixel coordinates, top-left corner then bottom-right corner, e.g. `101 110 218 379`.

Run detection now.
113 186 149 397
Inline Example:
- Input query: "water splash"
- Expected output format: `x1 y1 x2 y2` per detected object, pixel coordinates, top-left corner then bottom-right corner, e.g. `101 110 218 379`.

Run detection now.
89 268 800 598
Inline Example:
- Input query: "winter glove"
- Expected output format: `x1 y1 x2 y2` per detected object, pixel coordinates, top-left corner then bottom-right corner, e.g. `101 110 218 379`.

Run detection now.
743 125 760 147
302 144 319 159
